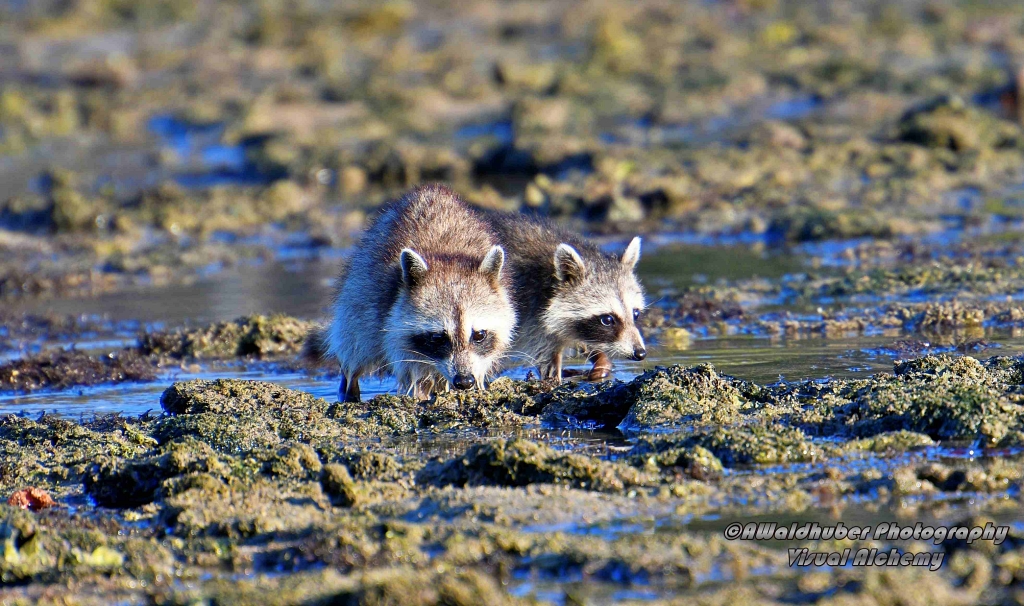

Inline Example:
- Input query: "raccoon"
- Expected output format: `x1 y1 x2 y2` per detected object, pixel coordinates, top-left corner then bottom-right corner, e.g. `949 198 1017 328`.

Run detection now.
312 184 516 402
483 212 646 381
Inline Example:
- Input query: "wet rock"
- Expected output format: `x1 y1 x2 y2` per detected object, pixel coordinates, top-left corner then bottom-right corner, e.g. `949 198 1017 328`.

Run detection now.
84 439 229 508
631 444 724 480
633 424 824 467
837 355 1020 444
618 364 750 431
417 438 654 492
156 379 342 453
320 463 360 507
897 95 1021 152
768 207 893 242
0 349 156 392
140 314 313 360
845 430 936 453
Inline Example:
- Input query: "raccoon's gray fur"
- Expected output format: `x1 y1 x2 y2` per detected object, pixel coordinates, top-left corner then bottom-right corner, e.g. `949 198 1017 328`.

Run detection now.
483 212 646 381
315 184 516 401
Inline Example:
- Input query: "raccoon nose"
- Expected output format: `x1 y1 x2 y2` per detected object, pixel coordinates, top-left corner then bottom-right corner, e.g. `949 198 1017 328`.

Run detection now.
452 374 475 390
631 346 647 361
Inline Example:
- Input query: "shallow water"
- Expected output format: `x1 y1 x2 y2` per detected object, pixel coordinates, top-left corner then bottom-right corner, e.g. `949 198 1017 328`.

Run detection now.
7 245 1024 419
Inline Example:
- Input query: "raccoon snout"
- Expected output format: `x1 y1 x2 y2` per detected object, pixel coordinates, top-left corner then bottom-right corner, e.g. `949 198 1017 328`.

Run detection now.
631 346 647 361
452 374 475 390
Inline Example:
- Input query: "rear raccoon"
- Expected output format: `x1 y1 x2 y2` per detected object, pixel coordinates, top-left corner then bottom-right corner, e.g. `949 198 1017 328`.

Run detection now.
484 212 646 381
311 185 516 401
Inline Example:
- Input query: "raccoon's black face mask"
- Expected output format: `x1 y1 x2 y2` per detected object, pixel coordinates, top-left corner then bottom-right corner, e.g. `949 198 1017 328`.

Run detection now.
409 331 452 359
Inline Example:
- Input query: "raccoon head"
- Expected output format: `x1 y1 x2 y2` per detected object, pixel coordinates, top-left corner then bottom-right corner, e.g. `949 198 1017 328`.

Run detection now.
543 236 647 361
387 246 515 392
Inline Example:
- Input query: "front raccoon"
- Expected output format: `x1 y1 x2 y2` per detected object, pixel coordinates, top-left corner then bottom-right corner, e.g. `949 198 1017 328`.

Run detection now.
484 212 646 381
319 185 515 401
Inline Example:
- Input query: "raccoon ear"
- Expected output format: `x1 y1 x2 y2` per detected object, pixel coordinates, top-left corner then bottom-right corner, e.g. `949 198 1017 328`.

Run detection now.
400 248 429 288
479 246 505 283
621 236 641 269
554 243 586 283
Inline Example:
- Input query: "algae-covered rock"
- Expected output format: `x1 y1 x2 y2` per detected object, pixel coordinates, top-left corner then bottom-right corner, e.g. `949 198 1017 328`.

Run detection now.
418 438 653 492
156 379 347 453
618 364 750 431
84 439 230 508
0 509 54 583
0 349 156 392
165 479 329 539
0 415 152 493
158 377 538 456
264 442 323 479
155 378 352 454
140 314 313 360
635 424 825 467
845 430 936 453
167 566 516 606
897 95 1020 152
838 355 1020 444
340 451 403 482
329 378 539 436
160 378 328 415
320 463 360 507
631 444 724 480
767 207 893 242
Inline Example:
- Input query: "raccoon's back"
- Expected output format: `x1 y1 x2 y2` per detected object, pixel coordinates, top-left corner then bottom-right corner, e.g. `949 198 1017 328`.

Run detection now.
485 212 602 263
367 184 498 266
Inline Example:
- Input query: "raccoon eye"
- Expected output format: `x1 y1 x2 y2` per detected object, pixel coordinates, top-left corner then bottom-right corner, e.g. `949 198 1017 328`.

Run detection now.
471 329 489 344
632 309 641 321
600 314 616 327
430 332 447 344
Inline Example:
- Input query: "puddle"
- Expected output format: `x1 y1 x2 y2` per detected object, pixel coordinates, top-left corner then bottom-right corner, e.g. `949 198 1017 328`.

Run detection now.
147 114 275 188
637 242 807 290
454 119 514 146
7 259 338 326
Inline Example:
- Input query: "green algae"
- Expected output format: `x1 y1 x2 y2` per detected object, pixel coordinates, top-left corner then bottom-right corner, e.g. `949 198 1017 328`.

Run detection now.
5 358 1024 602
897 95 1022 152
0 349 156 392
617 364 750 431
845 430 936 453
84 438 230 508
0 314 317 394
632 424 825 467
418 438 655 493
631 444 724 480
832 355 1021 444
140 314 313 360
